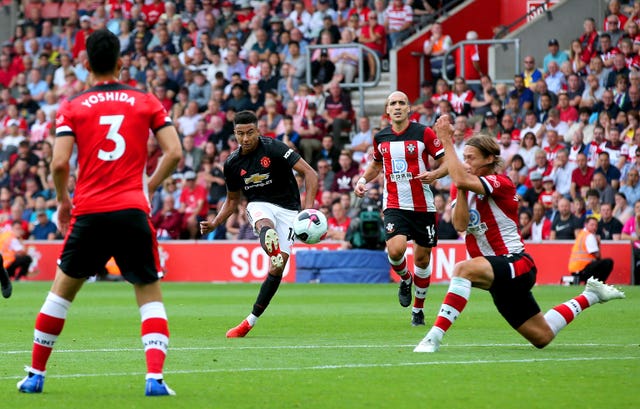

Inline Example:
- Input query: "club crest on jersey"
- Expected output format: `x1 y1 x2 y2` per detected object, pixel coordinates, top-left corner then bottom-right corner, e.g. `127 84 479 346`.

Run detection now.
485 174 500 188
260 156 271 168
385 222 395 233
406 143 416 154
467 209 488 235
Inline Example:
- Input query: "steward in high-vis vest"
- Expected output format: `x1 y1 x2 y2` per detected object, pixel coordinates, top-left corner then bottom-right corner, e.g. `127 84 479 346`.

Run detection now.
568 216 614 283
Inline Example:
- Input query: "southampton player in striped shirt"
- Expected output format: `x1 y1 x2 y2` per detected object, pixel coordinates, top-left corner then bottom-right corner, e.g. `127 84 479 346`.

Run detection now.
17 30 183 395
355 91 448 326
414 115 625 353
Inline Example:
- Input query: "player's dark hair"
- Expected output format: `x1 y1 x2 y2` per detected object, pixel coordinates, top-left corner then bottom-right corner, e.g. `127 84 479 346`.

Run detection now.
234 110 258 127
86 29 120 75
465 134 505 172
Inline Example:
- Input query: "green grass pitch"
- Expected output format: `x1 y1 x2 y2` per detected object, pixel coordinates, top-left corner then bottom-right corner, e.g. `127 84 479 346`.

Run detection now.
1 282 638 409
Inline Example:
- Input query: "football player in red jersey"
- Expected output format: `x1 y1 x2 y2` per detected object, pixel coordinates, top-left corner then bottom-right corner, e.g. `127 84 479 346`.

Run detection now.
200 110 318 338
355 91 448 326
18 30 182 396
414 115 625 353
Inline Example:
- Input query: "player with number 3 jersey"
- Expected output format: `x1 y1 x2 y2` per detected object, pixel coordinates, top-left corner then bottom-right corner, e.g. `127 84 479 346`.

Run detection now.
18 30 182 396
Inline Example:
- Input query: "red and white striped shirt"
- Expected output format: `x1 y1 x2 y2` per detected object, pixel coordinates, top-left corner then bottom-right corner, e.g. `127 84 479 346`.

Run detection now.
384 4 413 32
373 122 444 212
461 174 524 257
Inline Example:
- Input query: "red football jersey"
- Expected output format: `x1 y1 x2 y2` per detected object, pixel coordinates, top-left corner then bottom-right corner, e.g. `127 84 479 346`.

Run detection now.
56 82 172 216
459 174 525 258
373 122 444 212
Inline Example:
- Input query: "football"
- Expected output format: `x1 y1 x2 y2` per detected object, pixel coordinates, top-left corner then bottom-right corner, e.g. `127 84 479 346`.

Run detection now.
293 209 328 244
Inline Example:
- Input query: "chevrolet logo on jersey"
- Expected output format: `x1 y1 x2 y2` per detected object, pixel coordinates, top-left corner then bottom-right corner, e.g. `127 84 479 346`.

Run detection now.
244 173 270 185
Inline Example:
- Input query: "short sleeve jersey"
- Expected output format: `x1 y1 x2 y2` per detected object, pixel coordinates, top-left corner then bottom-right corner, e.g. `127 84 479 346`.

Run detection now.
461 174 525 257
373 122 444 212
224 137 302 211
55 82 172 216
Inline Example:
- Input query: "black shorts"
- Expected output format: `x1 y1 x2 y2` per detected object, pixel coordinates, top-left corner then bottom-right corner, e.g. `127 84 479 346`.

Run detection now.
487 252 541 329
382 209 437 248
58 209 161 284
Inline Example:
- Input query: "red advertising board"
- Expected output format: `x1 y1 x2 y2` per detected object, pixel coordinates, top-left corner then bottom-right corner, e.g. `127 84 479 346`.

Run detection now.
22 240 632 285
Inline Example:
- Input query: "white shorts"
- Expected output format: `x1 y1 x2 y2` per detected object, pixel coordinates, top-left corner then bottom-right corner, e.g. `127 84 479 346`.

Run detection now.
246 201 298 255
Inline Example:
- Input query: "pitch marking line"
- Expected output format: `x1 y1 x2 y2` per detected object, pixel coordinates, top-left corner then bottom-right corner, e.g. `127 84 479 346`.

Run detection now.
2 356 639 381
2 342 638 355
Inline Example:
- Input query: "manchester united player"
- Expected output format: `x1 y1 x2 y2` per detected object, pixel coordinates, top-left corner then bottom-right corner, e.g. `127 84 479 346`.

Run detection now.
18 30 182 395
354 91 447 326
200 110 318 338
414 115 625 353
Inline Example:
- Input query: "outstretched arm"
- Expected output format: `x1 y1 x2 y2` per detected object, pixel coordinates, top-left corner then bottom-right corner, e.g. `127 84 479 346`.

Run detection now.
434 115 486 195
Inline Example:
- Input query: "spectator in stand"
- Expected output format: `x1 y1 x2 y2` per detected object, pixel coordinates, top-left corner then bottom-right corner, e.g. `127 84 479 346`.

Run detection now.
544 61 564 94
604 12 625 47
509 74 534 111
330 149 359 199
470 74 498 121
580 74 606 109
597 202 623 240
447 77 474 117
606 54 630 89
595 151 621 191
326 199 351 241
597 33 618 70
323 82 353 149
152 193 184 240
499 133 519 166
613 191 633 224
384 0 413 49
298 102 326 164
276 114 301 152
480 111 500 139
579 17 599 61
551 148 575 198
350 116 373 165
522 171 544 210
592 90 620 120
178 170 208 239
423 22 453 80
359 11 386 81
316 158 335 193
314 135 341 173
311 48 336 86
455 31 482 89
530 201 552 241
569 39 590 77
329 30 360 85
550 196 582 240
621 166 640 205
538 175 556 213
557 91 579 126
29 209 57 240
521 55 543 91
543 38 569 73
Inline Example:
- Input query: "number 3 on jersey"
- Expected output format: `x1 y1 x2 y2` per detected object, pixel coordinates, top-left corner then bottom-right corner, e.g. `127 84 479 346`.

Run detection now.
98 115 126 161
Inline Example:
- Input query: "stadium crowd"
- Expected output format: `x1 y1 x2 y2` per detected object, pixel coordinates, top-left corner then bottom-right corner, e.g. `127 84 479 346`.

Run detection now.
1 0 640 281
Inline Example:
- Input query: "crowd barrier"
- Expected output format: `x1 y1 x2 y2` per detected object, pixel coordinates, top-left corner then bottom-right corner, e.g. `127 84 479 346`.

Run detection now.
21 240 633 285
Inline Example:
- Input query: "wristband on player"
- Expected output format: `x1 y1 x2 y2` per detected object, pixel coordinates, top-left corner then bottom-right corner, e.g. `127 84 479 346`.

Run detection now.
357 177 366 186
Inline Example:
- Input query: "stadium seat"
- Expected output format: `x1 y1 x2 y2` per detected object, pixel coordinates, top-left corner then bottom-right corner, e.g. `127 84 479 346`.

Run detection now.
41 0 60 21
58 0 77 19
